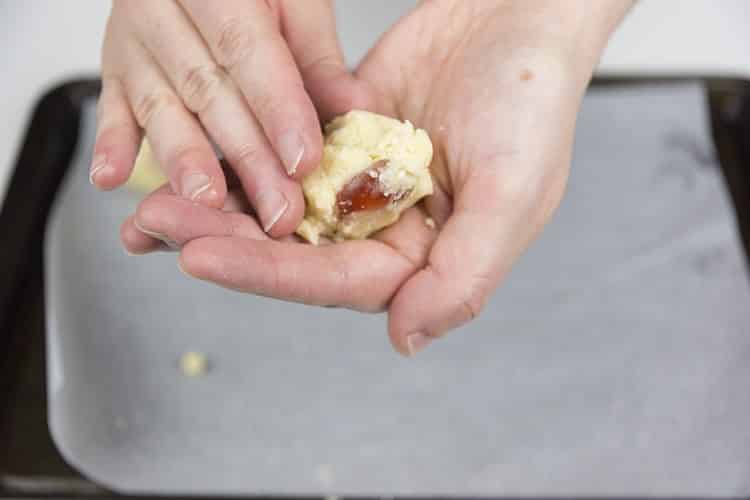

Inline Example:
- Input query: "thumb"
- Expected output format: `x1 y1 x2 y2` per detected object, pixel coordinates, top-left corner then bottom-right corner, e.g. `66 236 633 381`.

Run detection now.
387 159 569 357
280 0 376 121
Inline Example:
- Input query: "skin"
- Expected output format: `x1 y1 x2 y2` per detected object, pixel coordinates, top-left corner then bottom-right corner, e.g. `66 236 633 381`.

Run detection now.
93 0 373 235
106 0 634 356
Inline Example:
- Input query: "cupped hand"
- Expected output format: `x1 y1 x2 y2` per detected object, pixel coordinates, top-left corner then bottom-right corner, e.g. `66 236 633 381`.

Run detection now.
92 0 372 235
125 0 633 355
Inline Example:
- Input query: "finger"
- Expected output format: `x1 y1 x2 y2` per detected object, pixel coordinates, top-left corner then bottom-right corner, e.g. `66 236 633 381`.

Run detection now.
91 75 141 190
374 206 438 271
128 1 304 235
280 0 377 122
121 215 170 255
179 237 415 312
134 192 266 248
387 168 564 357
120 215 174 255
121 183 255 254
121 183 174 253
113 21 226 207
179 0 323 178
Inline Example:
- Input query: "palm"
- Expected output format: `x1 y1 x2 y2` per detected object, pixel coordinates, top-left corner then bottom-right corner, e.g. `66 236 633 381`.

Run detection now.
356 0 580 279
359 2 506 209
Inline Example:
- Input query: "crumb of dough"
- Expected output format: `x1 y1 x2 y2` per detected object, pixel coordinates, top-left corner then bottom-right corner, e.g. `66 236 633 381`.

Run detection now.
126 140 168 194
424 217 436 229
179 351 208 377
296 110 433 244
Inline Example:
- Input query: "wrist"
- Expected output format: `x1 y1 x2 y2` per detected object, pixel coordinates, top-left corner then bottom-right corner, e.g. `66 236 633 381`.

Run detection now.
497 0 635 84
566 0 636 57
466 0 634 71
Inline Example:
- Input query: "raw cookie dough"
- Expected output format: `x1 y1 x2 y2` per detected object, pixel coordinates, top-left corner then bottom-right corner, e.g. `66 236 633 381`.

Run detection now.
296 110 433 244
179 351 208 377
126 140 168 194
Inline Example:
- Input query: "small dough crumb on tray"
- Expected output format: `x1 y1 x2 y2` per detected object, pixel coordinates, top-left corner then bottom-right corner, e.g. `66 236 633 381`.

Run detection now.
180 351 208 377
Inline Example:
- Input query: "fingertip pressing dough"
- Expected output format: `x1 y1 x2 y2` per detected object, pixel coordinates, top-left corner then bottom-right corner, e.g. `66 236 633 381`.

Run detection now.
127 140 168 194
296 110 433 244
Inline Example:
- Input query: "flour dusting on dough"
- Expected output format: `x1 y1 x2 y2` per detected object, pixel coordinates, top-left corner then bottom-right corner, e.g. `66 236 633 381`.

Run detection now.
296 110 433 244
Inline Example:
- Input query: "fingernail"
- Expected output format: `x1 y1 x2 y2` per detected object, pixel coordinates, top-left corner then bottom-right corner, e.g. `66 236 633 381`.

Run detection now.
255 189 289 233
181 172 212 201
89 153 109 184
278 130 304 175
133 219 180 249
406 332 433 356
177 258 190 276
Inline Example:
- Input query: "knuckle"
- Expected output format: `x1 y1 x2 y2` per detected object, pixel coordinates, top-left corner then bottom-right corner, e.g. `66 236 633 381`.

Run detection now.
433 265 491 327
232 143 263 168
134 195 164 231
497 165 565 214
214 18 259 71
335 259 352 296
327 253 364 310
179 64 225 114
250 90 283 121
133 90 177 128
477 162 542 210
167 146 205 176
429 262 490 324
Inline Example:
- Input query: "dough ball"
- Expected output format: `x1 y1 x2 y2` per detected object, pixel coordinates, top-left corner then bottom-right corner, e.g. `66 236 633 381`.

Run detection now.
296 110 433 244
179 351 208 377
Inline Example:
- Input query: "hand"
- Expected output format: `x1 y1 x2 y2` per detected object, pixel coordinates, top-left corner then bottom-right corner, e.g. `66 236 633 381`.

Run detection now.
92 0 372 235
124 0 633 355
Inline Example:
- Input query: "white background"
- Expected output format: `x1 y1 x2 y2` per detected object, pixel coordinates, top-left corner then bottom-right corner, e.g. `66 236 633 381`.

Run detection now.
2 1 748 202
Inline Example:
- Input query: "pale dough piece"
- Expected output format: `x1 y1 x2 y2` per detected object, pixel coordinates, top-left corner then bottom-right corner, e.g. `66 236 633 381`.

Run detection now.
296 110 433 244
180 351 208 377
126 140 167 194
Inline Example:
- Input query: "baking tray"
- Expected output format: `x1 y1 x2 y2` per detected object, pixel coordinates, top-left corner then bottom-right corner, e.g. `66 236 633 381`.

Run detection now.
3 77 750 499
